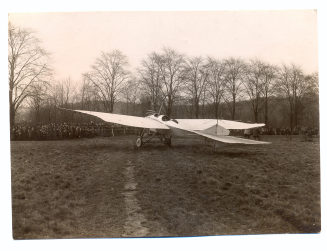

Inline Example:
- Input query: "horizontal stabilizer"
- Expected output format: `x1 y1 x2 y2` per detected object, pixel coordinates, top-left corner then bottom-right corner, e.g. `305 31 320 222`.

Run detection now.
192 131 270 145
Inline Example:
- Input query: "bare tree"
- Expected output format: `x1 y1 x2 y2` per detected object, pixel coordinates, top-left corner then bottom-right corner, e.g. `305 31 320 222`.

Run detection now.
45 78 76 122
121 77 140 115
138 52 163 112
79 77 103 111
306 72 319 95
28 81 50 123
223 58 246 120
158 48 185 117
79 78 93 110
79 79 88 110
301 72 319 128
277 64 309 132
8 23 51 129
206 57 226 119
84 50 129 112
52 77 76 107
261 64 278 126
244 59 267 122
183 57 209 118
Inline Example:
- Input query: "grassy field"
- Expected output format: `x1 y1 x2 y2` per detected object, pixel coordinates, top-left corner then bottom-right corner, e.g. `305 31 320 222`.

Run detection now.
10 135 320 239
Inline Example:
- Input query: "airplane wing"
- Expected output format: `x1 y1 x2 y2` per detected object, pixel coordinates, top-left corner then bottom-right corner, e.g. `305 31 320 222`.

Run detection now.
191 131 270 144
175 119 265 130
165 119 269 144
59 108 169 129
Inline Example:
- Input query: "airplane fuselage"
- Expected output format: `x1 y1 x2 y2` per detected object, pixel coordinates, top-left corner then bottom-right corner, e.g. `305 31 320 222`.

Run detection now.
147 114 205 137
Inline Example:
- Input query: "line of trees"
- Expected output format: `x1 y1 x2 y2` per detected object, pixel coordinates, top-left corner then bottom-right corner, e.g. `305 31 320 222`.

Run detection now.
8 24 319 135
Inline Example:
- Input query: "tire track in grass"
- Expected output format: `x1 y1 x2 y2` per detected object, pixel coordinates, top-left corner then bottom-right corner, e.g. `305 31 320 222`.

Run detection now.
122 159 149 237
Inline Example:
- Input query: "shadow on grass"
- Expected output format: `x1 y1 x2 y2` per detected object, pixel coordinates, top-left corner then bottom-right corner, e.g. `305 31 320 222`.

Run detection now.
78 142 134 152
74 137 265 158
213 151 262 157
137 143 263 158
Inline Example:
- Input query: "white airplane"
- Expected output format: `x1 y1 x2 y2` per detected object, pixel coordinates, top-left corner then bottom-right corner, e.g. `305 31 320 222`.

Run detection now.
61 108 270 147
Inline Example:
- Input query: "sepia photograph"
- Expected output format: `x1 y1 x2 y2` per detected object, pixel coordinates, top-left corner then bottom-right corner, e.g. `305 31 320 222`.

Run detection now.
7 9 321 241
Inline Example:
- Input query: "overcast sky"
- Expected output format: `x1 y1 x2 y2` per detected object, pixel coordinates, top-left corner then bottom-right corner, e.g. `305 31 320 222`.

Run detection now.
8 10 318 83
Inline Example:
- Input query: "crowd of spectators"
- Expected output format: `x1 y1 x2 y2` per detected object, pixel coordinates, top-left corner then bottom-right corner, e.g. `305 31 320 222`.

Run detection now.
11 122 138 141
230 126 319 138
11 122 319 141
259 126 319 136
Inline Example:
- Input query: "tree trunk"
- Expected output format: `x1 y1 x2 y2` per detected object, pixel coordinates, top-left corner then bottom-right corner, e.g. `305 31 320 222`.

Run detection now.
194 98 199 119
126 101 129 114
167 95 172 117
202 89 206 118
35 106 40 123
215 101 219 120
294 98 298 128
110 101 114 113
254 109 258 123
289 104 294 134
167 104 172 117
10 105 15 140
232 94 236 120
264 94 268 126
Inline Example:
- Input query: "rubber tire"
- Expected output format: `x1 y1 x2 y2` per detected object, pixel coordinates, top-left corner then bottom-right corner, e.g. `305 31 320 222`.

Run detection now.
135 136 142 149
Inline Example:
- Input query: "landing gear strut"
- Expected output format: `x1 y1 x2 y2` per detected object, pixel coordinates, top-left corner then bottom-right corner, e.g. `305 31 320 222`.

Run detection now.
164 135 172 147
134 128 172 149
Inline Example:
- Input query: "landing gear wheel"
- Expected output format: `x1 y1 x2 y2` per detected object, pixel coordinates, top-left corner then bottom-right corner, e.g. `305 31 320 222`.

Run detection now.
135 136 143 149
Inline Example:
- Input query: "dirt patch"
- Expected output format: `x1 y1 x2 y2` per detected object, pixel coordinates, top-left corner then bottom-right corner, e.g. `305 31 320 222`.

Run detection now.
122 160 149 237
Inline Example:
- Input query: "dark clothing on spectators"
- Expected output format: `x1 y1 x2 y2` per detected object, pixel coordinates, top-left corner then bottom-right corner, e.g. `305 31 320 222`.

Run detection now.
11 122 137 141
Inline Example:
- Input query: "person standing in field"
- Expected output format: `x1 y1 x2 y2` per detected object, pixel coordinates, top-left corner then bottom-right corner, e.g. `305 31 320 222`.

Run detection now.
244 129 251 139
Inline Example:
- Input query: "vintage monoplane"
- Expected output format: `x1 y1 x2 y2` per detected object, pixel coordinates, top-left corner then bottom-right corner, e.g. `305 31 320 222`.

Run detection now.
60 108 270 147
